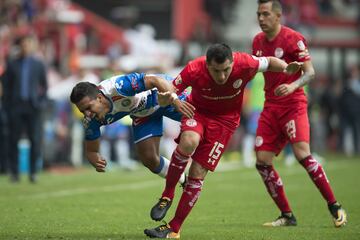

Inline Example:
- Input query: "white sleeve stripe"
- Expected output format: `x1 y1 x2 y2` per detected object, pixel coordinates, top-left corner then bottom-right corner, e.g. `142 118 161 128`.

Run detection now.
257 57 269 72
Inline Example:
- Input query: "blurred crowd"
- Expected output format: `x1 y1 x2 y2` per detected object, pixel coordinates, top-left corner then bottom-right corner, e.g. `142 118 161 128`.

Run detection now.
0 0 359 182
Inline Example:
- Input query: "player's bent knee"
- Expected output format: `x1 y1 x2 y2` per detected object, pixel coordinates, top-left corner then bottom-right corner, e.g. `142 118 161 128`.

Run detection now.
179 138 199 155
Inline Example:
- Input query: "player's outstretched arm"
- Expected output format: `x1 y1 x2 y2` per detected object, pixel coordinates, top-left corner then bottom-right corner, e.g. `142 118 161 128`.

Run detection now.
85 139 107 172
266 57 302 74
144 75 174 93
274 61 315 96
266 56 288 72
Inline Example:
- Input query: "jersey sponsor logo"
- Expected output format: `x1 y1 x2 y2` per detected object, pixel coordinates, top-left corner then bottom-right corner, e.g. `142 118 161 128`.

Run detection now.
185 119 197 127
256 50 263 56
274 47 284 58
255 136 263 147
174 75 182 85
297 40 306 51
233 79 243 89
131 96 147 113
202 89 241 100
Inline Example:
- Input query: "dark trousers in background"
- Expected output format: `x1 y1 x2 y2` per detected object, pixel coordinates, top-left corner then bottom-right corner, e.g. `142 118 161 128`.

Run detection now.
8 101 42 178
0 108 8 173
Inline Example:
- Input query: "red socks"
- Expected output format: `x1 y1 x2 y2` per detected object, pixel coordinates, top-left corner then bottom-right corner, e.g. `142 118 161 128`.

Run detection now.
169 177 204 233
300 155 336 204
162 147 190 200
256 164 292 213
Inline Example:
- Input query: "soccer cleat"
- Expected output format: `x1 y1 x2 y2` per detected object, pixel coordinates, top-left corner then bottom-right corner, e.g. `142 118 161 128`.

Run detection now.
263 213 297 227
144 224 180 239
150 197 172 221
328 203 347 227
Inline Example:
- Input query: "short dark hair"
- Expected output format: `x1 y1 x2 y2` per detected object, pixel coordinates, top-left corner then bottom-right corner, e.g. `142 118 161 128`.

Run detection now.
206 43 233 64
70 82 99 104
258 0 282 13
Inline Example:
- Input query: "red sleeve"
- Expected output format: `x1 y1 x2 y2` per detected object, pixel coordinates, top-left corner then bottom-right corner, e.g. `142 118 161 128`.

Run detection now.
288 32 311 62
172 64 191 94
237 53 260 80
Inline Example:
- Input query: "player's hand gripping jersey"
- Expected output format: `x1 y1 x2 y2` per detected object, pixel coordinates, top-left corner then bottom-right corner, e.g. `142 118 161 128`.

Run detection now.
173 52 268 129
253 26 311 106
84 73 187 141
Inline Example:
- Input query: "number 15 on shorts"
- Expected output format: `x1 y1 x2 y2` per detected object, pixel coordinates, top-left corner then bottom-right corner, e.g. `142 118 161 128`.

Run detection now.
208 141 224 165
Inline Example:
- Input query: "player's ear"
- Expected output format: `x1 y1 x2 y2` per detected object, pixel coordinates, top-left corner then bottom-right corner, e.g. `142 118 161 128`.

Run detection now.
97 93 103 102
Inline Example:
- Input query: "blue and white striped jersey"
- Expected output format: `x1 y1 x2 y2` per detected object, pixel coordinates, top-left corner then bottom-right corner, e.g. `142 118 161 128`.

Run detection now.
84 72 186 140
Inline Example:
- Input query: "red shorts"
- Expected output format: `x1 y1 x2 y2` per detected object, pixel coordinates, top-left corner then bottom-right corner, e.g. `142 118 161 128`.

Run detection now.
178 113 235 171
255 104 310 155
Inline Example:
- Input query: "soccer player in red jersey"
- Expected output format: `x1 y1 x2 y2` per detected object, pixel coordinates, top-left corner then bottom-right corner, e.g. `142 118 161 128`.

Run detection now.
253 0 347 227
144 43 302 238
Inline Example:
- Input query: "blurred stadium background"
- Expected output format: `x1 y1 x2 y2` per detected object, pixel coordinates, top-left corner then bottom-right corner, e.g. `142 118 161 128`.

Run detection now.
0 0 359 171
0 0 359 239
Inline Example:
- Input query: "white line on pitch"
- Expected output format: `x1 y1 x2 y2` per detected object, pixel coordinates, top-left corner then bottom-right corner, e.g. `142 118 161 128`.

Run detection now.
23 179 161 199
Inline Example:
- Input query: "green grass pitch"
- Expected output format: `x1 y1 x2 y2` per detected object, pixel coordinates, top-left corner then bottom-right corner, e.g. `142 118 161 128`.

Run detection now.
0 154 359 239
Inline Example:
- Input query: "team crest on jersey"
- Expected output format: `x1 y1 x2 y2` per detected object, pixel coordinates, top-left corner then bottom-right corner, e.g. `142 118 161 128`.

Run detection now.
174 75 182 85
297 40 306 51
185 119 197 127
255 136 263 147
233 79 243 89
121 99 132 107
274 48 284 58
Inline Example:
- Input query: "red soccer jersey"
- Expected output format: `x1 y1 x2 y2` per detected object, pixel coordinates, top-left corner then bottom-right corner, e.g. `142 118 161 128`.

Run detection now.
173 52 261 129
252 26 311 106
